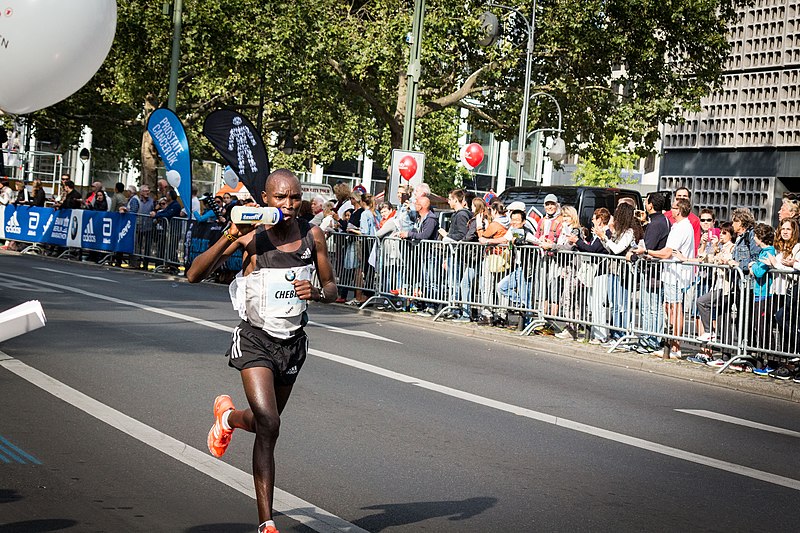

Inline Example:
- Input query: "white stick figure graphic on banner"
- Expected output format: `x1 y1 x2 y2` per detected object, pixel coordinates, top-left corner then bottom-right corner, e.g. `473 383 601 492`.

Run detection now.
228 116 258 175
203 110 271 206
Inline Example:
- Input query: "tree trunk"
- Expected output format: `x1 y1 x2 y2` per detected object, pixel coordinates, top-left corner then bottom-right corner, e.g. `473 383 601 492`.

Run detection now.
140 94 159 188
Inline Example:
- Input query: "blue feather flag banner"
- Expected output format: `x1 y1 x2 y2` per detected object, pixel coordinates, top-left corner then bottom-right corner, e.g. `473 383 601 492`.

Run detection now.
147 108 193 220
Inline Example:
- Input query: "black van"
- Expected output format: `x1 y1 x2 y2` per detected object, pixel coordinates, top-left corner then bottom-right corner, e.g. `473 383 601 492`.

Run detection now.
498 186 644 229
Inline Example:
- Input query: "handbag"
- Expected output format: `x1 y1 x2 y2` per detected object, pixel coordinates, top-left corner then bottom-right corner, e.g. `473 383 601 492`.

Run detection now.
485 247 511 273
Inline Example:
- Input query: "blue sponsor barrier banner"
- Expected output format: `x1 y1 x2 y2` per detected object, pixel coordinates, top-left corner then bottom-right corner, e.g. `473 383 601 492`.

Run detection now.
1 205 135 253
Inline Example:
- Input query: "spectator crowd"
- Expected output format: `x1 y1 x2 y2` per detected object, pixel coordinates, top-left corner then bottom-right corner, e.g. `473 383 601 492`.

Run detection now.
320 182 800 383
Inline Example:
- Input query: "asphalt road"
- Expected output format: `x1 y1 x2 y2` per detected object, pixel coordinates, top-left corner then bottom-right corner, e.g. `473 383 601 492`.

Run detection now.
0 252 799 532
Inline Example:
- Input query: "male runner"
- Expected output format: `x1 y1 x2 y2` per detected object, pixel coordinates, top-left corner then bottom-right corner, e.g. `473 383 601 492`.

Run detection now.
187 169 337 533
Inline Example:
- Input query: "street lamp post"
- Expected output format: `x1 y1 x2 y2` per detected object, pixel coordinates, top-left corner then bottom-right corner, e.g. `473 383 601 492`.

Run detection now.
487 1 537 186
525 91 565 181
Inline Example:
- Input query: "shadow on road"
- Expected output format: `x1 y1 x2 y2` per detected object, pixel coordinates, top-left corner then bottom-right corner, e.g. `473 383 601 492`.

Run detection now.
184 524 254 533
0 519 78 533
0 489 23 504
352 496 498 532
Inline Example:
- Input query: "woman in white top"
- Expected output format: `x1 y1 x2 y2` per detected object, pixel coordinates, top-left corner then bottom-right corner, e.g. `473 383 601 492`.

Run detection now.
593 203 643 340
767 218 800 353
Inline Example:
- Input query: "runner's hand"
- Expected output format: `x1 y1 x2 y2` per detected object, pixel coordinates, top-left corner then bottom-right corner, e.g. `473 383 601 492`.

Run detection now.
293 279 316 301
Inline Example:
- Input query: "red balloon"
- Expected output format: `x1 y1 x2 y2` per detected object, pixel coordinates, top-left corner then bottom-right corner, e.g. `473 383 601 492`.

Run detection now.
463 143 484 169
398 155 418 181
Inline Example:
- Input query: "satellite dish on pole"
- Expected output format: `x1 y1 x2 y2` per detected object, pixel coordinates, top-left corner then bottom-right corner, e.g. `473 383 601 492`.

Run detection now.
478 12 500 47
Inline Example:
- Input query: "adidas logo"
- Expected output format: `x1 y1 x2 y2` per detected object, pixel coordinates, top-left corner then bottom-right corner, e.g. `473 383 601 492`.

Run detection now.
5 211 21 234
285 366 298 375
300 248 311 260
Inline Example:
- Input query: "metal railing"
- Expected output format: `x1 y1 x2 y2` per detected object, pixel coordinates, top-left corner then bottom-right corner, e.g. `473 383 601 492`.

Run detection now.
324 232 800 371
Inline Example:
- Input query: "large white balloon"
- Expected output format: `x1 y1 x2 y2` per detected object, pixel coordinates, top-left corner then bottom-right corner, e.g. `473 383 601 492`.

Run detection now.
0 1 117 115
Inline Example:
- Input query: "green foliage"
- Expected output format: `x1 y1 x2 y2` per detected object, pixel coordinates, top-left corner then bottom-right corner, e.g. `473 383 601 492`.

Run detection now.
574 138 641 187
21 0 745 190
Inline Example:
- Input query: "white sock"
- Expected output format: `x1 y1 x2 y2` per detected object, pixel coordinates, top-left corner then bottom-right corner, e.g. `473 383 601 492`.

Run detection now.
258 520 275 532
221 409 233 431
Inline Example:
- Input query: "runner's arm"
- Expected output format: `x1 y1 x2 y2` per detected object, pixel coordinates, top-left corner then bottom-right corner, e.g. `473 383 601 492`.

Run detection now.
186 224 253 283
294 226 337 302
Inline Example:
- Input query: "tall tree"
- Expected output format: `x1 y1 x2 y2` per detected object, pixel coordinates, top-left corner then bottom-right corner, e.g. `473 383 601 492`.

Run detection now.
25 0 745 193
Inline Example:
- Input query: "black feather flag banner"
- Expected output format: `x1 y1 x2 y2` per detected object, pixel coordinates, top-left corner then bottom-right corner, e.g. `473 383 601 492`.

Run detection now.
203 110 271 206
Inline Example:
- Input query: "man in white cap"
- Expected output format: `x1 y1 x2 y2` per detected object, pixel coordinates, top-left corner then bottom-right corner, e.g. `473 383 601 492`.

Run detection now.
506 200 537 234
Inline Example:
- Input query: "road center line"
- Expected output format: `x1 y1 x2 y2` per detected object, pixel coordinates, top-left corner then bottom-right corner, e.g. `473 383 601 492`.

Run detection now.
676 409 800 438
7 272 800 492
0 353 368 533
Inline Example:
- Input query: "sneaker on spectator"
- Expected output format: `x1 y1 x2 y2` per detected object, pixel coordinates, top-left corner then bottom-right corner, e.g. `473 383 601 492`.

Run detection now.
451 315 471 323
697 332 715 343
668 350 683 360
729 364 747 372
687 354 713 365
769 367 793 380
706 358 726 367
335 297 346 303
555 329 575 340
752 366 774 377
793 373 800 383
416 308 433 316
634 344 658 355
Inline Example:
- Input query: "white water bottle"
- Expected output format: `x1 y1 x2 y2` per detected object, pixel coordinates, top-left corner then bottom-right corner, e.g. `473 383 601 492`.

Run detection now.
231 205 284 225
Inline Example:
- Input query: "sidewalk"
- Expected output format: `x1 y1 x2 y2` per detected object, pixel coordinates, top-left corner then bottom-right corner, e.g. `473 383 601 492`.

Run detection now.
337 302 800 404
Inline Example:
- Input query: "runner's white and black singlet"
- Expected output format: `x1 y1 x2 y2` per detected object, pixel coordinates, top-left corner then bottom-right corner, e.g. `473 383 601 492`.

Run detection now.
229 220 317 338
226 220 316 380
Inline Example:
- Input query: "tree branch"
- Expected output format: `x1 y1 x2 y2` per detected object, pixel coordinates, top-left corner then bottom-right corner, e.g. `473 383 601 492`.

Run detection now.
418 62 497 117
457 102 508 130
327 57 400 135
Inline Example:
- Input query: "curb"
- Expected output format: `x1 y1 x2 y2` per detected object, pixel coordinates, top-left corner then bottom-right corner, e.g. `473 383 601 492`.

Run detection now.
339 303 800 404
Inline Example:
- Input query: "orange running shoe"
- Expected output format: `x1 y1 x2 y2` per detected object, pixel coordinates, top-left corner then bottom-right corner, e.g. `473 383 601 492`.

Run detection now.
258 526 279 533
207 394 235 458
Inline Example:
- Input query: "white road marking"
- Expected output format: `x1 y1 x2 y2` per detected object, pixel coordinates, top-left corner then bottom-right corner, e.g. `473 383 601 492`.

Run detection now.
0 277 61 293
307 320 401 344
0 352 368 533
7 272 800 493
34 266 118 283
309 350 800 492
676 409 800 438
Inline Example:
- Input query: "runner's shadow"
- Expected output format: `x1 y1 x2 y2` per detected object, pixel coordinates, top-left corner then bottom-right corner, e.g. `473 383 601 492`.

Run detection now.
0 519 78 532
0 489 23 503
184 524 253 533
352 496 497 532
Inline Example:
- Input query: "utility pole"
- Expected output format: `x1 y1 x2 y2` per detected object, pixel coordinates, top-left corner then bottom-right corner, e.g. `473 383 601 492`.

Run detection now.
167 0 183 112
401 0 426 151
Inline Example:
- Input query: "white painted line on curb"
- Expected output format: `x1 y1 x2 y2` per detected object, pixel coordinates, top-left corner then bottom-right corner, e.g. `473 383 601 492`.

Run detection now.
0 352 368 533
676 409 800 438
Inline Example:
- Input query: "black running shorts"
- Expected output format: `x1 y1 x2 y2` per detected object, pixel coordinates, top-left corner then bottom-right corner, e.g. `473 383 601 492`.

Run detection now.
226 320 308 386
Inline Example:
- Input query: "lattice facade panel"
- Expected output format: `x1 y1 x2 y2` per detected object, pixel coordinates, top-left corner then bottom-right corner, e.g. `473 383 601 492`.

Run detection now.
663 0 800 150
660 176 779 223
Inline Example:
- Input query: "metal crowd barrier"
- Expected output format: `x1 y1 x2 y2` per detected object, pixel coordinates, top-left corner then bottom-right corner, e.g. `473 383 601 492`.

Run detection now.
130 213 188 273
325 232 800 371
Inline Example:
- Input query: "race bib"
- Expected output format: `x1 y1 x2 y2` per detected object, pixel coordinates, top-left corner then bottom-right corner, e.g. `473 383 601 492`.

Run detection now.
245 266 313 319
